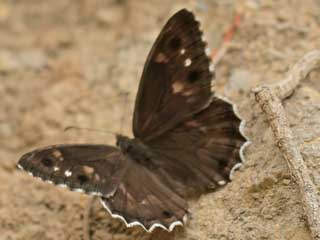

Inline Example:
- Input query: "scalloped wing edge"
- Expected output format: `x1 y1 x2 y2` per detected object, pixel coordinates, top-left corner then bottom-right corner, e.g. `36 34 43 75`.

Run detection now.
194 10 249 174
100 199 187 232
16 163 187 232
16 163 106 197
214 94 251 180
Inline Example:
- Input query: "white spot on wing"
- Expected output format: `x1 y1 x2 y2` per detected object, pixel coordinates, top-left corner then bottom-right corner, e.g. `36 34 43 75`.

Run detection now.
172 81 184 93
89 191 103 196
72 188 84 193
64 170 72 177
184 58 192 67
205 47 211 56
218 180 226 186
53 166 59 171
209 63 215 73
201 34 207 43
180 48 186 55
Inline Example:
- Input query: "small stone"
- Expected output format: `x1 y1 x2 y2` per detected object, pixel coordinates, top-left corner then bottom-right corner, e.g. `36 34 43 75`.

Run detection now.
282 179 291 185
264 214 273 220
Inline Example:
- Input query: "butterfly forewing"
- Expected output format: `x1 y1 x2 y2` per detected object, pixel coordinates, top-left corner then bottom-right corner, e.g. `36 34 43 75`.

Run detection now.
18 144 126 196
133 9 214 141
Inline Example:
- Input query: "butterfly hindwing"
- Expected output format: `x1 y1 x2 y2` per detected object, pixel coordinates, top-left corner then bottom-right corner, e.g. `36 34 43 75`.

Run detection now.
133 9 214 141
18 144 126 196
147 97 246 197
100 159 188 232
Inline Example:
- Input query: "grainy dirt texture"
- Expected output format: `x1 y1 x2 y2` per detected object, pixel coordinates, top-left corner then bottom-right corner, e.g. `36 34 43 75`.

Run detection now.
1 1 319 240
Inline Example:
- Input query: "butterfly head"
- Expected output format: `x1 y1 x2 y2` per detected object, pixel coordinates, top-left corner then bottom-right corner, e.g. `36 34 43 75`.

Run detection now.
116 134 132 153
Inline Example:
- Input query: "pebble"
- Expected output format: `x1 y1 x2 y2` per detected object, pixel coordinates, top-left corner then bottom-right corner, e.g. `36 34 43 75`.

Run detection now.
282 179 291 185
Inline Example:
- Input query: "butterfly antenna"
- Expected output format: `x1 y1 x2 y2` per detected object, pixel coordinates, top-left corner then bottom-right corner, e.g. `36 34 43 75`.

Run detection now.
64 126 117 137
119 91 129 135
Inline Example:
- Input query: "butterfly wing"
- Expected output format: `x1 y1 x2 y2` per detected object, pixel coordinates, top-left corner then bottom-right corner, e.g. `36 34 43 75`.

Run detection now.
18 144 188 232
146 97 246 198
133 9 246 198
133 9 214 141
100 98 246 231
17 144 126 197
17 9 246 233
100 159 188 232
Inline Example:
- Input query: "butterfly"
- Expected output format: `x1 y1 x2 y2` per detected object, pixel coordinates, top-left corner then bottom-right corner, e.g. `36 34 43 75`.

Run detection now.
17 9 246 232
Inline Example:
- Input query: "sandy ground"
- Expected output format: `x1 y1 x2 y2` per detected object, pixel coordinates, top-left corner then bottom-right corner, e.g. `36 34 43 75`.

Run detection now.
1 0 320 239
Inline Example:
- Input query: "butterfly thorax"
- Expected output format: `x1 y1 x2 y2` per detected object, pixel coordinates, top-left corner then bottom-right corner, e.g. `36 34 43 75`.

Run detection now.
116 134 156 168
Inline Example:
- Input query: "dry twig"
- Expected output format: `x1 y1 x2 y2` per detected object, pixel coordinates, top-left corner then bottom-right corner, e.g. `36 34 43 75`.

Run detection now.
253 50 320 240
271 50 320 99
212 14 242 65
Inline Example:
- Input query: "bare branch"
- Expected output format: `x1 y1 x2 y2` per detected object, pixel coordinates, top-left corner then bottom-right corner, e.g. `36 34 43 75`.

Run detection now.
253 50 320 240
272 50 320 99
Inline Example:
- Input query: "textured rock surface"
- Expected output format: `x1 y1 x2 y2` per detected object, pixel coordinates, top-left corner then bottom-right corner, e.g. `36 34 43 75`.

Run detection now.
1 0 319 239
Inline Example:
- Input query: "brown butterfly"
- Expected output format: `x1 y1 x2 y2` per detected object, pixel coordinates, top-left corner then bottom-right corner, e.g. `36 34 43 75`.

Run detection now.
17 9 247 232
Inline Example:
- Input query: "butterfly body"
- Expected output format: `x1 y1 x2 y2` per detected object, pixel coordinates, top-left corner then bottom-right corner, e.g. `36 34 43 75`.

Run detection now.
18 9 247 232
116 135 157 168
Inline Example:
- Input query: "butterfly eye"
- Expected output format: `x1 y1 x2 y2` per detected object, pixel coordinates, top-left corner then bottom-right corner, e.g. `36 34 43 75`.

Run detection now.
168 37 182 50
77 174 89 183
162 210 172 218
187 70 201 83
41 157 54 167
